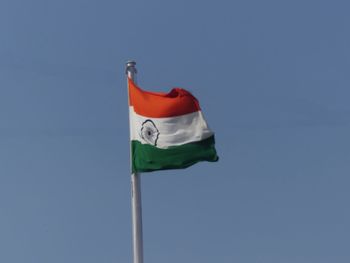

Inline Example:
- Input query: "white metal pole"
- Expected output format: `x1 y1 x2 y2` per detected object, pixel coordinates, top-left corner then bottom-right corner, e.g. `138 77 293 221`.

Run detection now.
126 61 144 263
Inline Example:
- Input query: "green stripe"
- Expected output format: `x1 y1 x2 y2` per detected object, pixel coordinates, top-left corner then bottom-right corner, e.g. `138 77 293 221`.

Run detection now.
132 136 218 173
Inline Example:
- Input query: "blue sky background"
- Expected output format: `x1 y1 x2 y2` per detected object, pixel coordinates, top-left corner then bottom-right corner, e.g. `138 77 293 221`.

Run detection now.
1 0 350 262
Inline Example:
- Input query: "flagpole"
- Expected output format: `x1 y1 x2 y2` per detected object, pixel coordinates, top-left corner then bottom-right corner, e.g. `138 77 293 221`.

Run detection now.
126 61 144 263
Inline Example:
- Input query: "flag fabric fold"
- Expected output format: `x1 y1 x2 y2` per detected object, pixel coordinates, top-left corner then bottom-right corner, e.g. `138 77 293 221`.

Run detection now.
128 78 218 172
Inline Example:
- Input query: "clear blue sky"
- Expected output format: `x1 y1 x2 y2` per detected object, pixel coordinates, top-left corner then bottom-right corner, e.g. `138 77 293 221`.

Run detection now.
1 0 349 262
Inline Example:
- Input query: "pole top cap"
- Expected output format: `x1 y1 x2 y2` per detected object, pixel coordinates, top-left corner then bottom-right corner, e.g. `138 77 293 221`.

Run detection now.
126 60 136 67
125 60 137 75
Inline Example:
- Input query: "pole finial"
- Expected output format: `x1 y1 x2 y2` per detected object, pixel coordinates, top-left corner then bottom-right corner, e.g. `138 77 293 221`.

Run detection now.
126 60 136 67
126 60 137 74
126 60 137 80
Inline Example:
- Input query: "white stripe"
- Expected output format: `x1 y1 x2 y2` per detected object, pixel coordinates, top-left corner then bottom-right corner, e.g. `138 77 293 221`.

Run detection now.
129 107 214 149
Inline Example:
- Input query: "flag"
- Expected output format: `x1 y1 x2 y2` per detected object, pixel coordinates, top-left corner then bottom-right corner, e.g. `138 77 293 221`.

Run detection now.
128 78 218 172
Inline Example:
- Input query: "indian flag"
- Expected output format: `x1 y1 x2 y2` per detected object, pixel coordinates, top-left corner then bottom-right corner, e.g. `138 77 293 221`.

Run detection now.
129 78 218 173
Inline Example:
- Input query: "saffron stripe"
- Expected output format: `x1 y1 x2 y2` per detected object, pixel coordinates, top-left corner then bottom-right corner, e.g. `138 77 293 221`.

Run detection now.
128 78 201 118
